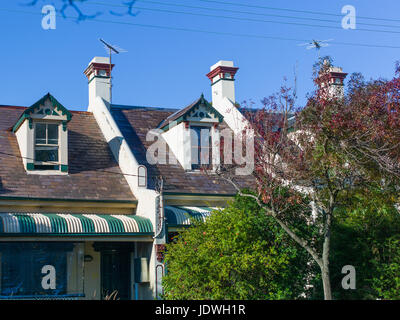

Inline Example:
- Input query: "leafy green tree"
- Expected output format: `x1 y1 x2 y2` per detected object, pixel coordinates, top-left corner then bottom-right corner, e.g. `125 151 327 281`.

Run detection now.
310 186 400 299
218 58 400 299
372 237 400 299
162 195 312 300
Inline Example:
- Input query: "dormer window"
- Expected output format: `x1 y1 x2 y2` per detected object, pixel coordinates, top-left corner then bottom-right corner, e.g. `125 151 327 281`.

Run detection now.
34 122 60 170
157 94 223 172
190 125 212 170
12 93 72 174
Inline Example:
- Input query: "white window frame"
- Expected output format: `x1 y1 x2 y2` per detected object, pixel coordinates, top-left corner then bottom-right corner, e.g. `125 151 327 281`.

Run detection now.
34 121 60 169
189 123 214 171
138 165 147 188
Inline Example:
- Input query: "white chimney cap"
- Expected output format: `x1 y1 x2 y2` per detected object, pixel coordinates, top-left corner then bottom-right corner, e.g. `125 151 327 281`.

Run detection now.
88 56 110 66
329 66 344 73
210 60 234 71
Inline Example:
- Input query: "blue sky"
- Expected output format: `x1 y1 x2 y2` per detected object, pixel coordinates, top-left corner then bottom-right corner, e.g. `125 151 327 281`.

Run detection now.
1 0 400 111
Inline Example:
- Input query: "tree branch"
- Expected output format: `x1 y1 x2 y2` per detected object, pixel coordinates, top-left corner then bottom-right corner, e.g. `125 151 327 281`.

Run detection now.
219 174 323 268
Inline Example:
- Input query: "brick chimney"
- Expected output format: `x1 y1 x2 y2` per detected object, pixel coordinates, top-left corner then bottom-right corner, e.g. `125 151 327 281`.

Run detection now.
84 57 114 110
206 60 239 107
319 60 348 99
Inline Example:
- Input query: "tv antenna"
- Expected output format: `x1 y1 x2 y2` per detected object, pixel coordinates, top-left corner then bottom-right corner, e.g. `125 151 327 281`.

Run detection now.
298 39 333 58
99 38 127 104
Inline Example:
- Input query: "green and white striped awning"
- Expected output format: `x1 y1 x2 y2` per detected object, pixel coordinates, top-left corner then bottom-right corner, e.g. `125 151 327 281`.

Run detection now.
0 213 153 236
164 206 217 227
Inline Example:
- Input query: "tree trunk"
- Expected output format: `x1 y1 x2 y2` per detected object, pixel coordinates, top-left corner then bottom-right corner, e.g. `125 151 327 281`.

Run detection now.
321 265 332 300
321 200 333 300
232 187 336 300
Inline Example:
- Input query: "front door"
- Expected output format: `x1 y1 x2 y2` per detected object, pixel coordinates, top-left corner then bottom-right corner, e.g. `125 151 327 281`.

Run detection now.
100 250 131 300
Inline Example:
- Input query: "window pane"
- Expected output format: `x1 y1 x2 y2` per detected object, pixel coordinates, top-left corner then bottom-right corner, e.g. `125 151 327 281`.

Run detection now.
191 146 199 166
35 123 46 144
199 128 211 165
200 147 211 165
190 126 213 169
47 124 59 145
34 165 60 171
0 242 84 298
138 166 147 187
35 148 59 162
190 127 200 146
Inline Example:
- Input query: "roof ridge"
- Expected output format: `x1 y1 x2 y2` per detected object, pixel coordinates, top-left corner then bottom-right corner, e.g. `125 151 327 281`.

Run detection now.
111 104 179 112
0 105 92 114
0 105 27 109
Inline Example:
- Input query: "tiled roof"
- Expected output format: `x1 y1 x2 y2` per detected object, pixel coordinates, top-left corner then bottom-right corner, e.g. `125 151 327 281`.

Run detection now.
110 105 255 195
0 105 136 202
239 108 297 129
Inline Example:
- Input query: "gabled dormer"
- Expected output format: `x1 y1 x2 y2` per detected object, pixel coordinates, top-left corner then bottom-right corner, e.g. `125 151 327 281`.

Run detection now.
158 94 223 131
158 94 224 171
12 93 72 174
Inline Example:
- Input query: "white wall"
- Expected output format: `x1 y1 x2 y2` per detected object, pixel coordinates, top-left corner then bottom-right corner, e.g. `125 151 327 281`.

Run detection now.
162 122 190 170
212 79 235 108
88 77 111 111
83 241 101 300
89 96 165 299
15 119 30 168
212 96 249 134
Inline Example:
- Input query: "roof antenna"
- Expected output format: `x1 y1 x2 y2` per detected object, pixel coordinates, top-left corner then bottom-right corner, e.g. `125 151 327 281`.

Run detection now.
298 39 333 59
99 38 127 104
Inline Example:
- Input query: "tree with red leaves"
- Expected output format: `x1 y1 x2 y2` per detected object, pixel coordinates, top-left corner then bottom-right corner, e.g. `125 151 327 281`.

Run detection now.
217 57 400 300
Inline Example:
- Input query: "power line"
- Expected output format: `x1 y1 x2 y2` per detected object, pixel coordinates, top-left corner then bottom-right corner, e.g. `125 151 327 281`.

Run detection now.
1 8 400 49
124 0 400 30
85 17 400 48
197 0 400 24
88 1 400 35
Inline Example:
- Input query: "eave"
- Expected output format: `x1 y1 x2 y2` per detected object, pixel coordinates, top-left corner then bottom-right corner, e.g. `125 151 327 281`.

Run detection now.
163 192 235 206
0 196 138 213
158 94 224 131
12 93 73 133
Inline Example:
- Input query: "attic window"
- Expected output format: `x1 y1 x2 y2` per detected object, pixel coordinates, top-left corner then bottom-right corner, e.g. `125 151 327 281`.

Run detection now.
12 93 72 174
34 122 60 170
190 125 212 171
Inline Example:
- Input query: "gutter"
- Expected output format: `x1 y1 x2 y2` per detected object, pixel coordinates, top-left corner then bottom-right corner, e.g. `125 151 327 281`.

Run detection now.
0 196 138 204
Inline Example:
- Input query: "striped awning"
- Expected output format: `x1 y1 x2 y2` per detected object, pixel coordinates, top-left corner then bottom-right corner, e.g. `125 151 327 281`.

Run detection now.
164 206 216 227
0 213 153 235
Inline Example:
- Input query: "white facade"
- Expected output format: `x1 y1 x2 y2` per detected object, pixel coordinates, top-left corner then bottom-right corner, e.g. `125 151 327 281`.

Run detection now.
85 57 250 299
89 96 164 298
